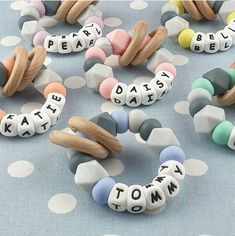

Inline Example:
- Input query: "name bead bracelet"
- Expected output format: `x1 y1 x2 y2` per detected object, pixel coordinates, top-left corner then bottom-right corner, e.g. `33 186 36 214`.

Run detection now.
0 46 66 138
49 110 186 214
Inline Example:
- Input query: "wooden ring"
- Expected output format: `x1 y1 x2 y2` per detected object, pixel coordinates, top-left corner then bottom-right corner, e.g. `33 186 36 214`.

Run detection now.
2 47 28 97
68 116 123 154
131 26 167 66
194 1 216 20
181 0 203 21
17 46 47 92
56 0 77 22
119 21 148 67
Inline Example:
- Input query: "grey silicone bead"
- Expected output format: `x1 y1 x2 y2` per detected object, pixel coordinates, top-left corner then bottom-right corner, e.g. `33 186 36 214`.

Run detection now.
90 112 117 136
203 68 231 96
212 1 224 13
42 0 61 16
160 11 177 26
0 62 8 87
40 64 47 71
189 97 212 117
18 15 36 30
139 119 162 141
84 58 103 72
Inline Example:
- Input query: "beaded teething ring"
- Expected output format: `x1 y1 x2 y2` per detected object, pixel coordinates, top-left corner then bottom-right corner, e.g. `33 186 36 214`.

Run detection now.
83 21 178 107
18 0 103 54
187 62 235 149
0 46 67 137
161 0 235 53
49 110 186 214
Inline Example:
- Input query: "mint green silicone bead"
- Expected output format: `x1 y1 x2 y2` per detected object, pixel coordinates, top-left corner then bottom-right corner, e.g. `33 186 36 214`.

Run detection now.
192 78 214 96
212 121 233 146
227 68 235 89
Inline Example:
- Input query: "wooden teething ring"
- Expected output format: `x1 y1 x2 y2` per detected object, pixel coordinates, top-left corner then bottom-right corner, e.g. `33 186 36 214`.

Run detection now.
194 1 216 21
181 0 203 21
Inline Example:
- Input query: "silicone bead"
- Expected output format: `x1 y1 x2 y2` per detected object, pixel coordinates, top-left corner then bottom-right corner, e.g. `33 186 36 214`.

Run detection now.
111 110 129 134
33 30 50 46
218 1 235 23
17 114 36 138
192 78 214 96
21 20 44 42
0 62 8 86
161 11 177 26
155 63 177 77
30 0 46 17
187 88 212 103
111 82 128 106
170 0 184 15
85 47 106 63
212 121 233 145
94 37 113 57
92 177 116 205
128 109 147 133
189 97 212 117
139 119 162 141
42 0 61 16
159 146 185 164
228 127 235 150
2 58 14 77
43 82 66 98
0 114 18 137
84 58 103 72
226 12 235 24
99 77 118 99
178 28 195 49
227 68 235 89
213 0 224 14
85 16 104 29
21 6 40 20
18 15 36 30
161 2 180 15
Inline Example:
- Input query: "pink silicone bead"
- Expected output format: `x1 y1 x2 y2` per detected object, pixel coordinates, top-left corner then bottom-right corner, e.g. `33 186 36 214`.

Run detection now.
84 16 104 29
140 35 151 49
99 77 118 99
85 47 106 63
33 30 50 47
155 63 177 77
30 0 46 17
106 29 131 55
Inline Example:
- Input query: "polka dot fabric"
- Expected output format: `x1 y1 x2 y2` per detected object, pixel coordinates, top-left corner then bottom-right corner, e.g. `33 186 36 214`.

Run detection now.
0 0 234 235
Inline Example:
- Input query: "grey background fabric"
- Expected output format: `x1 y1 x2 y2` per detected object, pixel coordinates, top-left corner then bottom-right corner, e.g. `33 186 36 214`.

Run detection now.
0 1 235 235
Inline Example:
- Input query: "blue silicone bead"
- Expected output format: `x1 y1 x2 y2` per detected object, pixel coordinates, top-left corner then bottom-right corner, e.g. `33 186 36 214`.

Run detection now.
159 145 185 164
92 177 116 205
111 110 129 134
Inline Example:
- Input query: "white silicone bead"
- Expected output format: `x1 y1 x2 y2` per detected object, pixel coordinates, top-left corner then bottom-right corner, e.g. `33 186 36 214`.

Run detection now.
74 160 109 194
21 6 40 19
0 114 18 137
108 183 128 212
128 109 147 133
218 0 235 23
228 127 235 150
205 33 220 53
161 2 179 15
47 93 66 110
69 32 86 52
57 35 72 54
127 185 146 214
95 37 113 57
17 114 35 138
44 35 58 53
216 30 233 51
155 70 174 90
30 109 51 134
225 20 235 44
21 20 44 42
187 88 212 103
125 84 142 107
139 82 157 106
79 27 96 48
190 32 206 53
41 101 61 125
111 82 128 106
83 23 102 39
149 77 169 100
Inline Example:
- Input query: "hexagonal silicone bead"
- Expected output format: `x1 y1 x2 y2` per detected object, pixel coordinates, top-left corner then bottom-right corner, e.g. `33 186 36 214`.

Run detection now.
85 63 113 91
218 1 235 23
146 128 180 155
74 160 109 194
21 20 44 42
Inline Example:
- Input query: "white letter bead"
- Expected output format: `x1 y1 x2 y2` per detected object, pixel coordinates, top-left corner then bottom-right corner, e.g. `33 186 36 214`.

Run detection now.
125 84 142 107
205 33 219 53
44 35 58 53
74 160 109 194
47 93 66 110
139 82 157 105
30 109 51 134
83 23 102 39
127 185 146 214
111 82 128 106
0 114 18 137
21 20 44 42
58 35 72 54
33 69 62 94
21 6 40 19
228 127 235 150
190 32 206 53
41 101 61 125
108 183 128 212
143 183 166 210
79 27 96 48
155 70 173 90
69 33 86 52
149 78 169 100
193 105 225 133
218 1 235 23
225 20 235 44
158 160 185 182
152 174 180 199
216 30 233 51
17 114 35 137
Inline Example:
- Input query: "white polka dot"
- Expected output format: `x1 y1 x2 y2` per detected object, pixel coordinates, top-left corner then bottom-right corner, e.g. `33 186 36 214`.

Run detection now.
105 55 120 67
101 159 124 176
64 76 86 89
44 57 52 66
130 0 148 10
101 101 123 114
8 161 34 178
104 17 122 27
21 102 42 114
144 203 166 214
174 101 189 115
10 1 29 10
172 55 189 66
184 159 208 176
39 16 58 28
134 76 152 85
48 193 77 214
135 133 146 144
0 36 21 47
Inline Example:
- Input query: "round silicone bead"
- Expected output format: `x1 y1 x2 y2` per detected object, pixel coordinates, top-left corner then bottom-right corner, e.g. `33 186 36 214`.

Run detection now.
85 47 106 63
33 30 50 46
189 97 212 117
159 146 185 164
178 29 195 49
2 58 14 78
212 1 224 14
227 68 235 89
18 15 36 30
212 121 233 145
92 177 116 205
0 62 8 86
155 63 177 77
43 82 67 98
84 16 104 29
30 0 46 17
170 0 184 15
111 110 129 134
99 78 118 99
0 109 6 122
84 58 103 72
192 78 215 96
139 118 162 141
161 11 177 26
42 0 61 16
227 12 235 24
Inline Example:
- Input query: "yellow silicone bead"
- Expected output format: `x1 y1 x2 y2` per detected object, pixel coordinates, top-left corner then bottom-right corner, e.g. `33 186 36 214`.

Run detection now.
178 28 195 49
226 12 235 24
170 0 184 15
